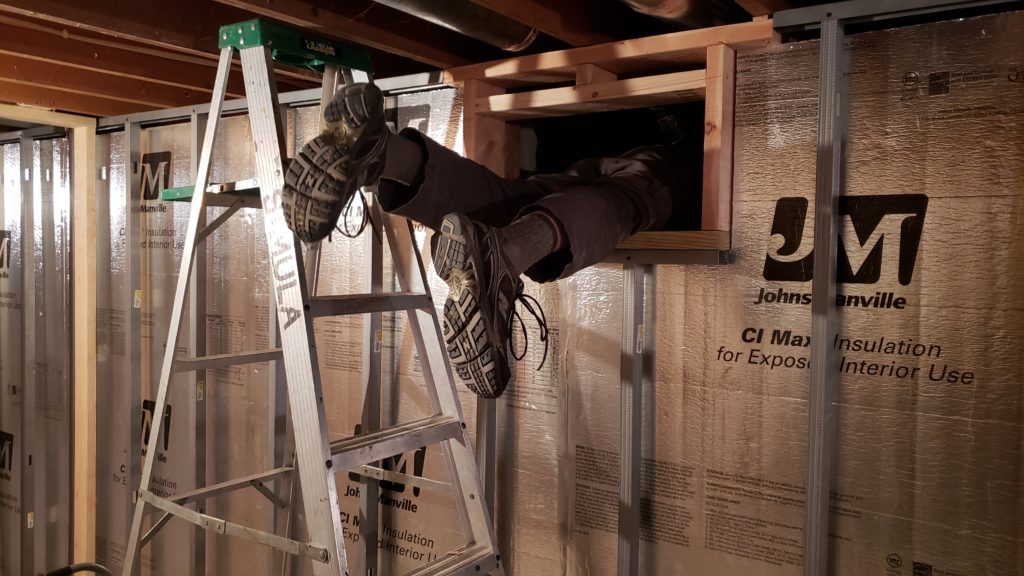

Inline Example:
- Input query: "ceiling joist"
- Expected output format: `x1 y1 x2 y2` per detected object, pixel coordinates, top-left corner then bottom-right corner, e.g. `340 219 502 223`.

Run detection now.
0 54 201 110
0 79 156 117
213 0 490 68
0 0 227 57
0 22 250 98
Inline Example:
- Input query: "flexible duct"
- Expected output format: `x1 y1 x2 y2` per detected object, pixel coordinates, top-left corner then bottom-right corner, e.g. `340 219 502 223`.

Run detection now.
620 0 745 28
370 0 538 52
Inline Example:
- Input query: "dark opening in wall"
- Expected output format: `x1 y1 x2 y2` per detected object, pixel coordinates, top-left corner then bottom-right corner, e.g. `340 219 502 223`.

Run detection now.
521 101 705 231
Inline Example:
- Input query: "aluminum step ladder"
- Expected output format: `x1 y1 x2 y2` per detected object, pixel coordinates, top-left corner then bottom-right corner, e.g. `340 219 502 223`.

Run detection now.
121 19 503 576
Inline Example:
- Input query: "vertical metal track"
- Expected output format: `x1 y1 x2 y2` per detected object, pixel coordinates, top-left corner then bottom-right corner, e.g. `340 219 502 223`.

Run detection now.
188 111 209 576
240 45 348 576
475 399 497 519
804 16 845 576
640 266 657 574
122 47 234 576
19 134 35 576
617 264 650 576
123 120 144 574
303 64 337 298
361 202 384 575
37 138 58 568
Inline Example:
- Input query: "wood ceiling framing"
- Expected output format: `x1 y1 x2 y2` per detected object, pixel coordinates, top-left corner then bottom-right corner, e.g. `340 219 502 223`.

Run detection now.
0 0 801 121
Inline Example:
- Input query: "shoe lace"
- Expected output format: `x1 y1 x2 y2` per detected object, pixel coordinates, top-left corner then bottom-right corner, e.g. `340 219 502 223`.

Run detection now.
508 291 549 370
333 192 370 239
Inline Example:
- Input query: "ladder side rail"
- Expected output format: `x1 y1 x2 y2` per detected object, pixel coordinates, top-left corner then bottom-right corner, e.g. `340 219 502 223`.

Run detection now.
122 46 235 576
270 61 339 576
380 211 501 567
239 45 349 576
122 120 144 575
268 66 330 561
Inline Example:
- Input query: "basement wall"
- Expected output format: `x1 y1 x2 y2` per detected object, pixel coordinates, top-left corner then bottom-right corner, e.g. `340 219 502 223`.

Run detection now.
90 8 1023 576
0 137 72 575
564 9 1024 576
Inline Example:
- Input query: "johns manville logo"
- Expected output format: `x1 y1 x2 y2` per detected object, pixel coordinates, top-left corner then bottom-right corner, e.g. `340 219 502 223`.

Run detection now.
140 152 171 201
0 429 13 480
764 195 928 285
141 399 172 462
0 229 11 279
758 195 928 309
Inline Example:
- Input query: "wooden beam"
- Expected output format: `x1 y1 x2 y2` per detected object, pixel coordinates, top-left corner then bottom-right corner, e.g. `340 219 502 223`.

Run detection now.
70 120 97 571
736 0 793 17
0 102 98 571
463 80 519 177
0 80 154 116
702 44 735 233
464 0 616 46
214 0 486 68
0 22 249 98
0 0 419 81
0 54 203 109
617 230 730 250
476 70 706 120
446 20 774 85
0 0 311 84
0 0 231 56
575 64 617 86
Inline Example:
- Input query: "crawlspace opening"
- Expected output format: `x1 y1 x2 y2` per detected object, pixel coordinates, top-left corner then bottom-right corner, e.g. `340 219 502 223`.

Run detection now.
521 102 705 231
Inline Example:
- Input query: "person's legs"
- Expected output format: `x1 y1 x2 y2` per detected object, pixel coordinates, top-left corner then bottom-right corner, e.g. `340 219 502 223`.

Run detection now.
519 146 688 282
283 83 692 398
376 129 582 229
282 81 583 241
431 147 690 397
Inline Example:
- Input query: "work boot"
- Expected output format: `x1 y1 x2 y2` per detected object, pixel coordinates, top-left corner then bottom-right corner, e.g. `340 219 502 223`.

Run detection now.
283 82 388 242
432 213 549 398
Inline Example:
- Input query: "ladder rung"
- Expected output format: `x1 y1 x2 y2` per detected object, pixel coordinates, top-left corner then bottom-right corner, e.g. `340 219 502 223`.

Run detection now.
330 415 462 472
208 178 260 194
309 292 431 317
403 544 499 576
173 348 283 372
167 466 293 505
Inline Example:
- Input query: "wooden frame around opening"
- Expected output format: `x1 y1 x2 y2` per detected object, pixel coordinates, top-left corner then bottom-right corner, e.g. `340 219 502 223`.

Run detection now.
448 20 772 252
0 103 97 566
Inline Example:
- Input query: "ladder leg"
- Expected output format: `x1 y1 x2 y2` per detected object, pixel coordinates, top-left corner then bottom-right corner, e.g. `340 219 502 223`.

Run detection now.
240 45 348 576
271 65 340 574
380 211 503 573
122 46 235 576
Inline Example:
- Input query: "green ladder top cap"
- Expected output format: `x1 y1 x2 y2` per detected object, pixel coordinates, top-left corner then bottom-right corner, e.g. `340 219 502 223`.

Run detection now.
218 19 373 73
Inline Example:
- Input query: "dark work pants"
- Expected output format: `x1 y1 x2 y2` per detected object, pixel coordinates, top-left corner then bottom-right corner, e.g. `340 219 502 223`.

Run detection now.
377 129 695 282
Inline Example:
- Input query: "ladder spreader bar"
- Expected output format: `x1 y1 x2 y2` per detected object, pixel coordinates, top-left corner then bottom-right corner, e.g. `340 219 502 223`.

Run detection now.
140 490 328 563
173 348 284 372
167 466 294 505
